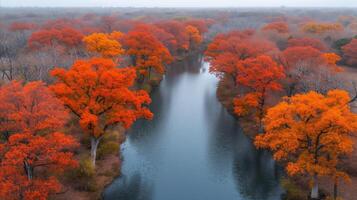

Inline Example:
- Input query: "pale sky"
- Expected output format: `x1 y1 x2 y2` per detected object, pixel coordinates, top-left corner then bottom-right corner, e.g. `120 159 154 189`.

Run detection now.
1 0 356 7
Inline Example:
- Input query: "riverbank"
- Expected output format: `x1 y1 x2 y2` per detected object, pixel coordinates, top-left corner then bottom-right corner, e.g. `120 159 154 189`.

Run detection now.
51 70 168 200
215 66 357 200
51 123 125 200
102 59 283 200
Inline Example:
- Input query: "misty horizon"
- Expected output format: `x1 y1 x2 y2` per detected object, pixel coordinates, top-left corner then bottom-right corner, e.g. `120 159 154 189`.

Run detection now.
1 0 357 8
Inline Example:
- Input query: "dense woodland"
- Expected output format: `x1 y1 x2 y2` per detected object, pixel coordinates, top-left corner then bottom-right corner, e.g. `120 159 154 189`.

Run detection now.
0 7 357 200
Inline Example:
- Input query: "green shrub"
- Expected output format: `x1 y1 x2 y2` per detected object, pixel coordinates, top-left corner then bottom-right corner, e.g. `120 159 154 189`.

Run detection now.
97 141 120 160
77 157 95 178
332 38 352 51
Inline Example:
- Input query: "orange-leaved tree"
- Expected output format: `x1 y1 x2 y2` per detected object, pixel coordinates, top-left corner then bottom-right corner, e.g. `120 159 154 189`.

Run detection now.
233 55 285 127
0 81 78 200
131 24 177 54
155 20 192 54
301 22 344 35
50 58 153 166
287 37 327 51
322 53 343 72
185 25 203 51
0 132 78 200
255 90 357 199
205 30 276 84
262 21 289 33
0 81 69 140
83 31 125 60
123 31 173 82
28 27 84 50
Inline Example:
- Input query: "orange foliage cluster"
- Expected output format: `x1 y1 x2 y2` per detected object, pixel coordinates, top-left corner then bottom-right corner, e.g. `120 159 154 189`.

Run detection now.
287 37 327 51
262 21 289 33
81 19 209 80
0 81 78 200
83 31 124 58
281 46 324 69
205 24 354 198
50 58 153 165
2 14 213 199
156 20 207 53
28 27 84 50
123 31 173 80
205 30 275 80
302 21 344 34
0 81 69 139
255 90 357 189
233 55 285 125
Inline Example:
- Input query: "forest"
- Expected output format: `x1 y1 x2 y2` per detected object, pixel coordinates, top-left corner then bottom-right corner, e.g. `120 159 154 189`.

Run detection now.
0 6 357 200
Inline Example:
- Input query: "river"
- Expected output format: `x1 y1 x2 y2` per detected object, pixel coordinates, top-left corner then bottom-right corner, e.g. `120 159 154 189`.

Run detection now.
103 56 284 200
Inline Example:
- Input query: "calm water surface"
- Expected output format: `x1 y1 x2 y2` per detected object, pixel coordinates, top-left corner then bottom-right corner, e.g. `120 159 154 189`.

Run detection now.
103 57 283 200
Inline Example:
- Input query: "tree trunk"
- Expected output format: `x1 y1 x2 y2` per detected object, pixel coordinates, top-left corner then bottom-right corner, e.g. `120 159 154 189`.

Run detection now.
90 137 100 167
334 180 338 200
148 67 152 82
23 160 33 180
311 175 319 199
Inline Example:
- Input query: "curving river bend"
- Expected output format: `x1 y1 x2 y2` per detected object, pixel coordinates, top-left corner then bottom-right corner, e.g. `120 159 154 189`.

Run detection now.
103 57 284 200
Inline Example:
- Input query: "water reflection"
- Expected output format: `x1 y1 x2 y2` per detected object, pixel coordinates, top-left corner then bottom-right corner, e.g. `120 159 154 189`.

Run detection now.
103 56 283 200
105 173 153 200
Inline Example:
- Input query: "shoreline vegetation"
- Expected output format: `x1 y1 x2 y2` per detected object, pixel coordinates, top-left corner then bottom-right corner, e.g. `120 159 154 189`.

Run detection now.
215 65 357 200
203 13 357 198
1 7 357 200
0 8 211 199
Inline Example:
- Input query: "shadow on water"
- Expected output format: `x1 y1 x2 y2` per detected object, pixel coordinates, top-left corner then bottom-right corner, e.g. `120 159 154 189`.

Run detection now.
105 172 153 200
103 54 283 200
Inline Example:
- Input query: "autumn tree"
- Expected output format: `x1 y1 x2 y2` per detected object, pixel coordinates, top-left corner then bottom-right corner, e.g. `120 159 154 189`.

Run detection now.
205 29 255 61
50 58 153 166
0 81 78 200
41 18 82 30
28 27 84 68
342 38 357 66
287 37 327 51
302 22 344 35
322 53 342 71
83 32 124 60
131 24 177 55
262 21 289 34
123 31 173 81
156 20 190 54
255 90 357 199
0 81 69 140
9 22 37 33
28 27 84 50
184 19 214 34
0 132 78 200
205 30 276 84
280 46 325 96
233 55 285 127
185 25 203 51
